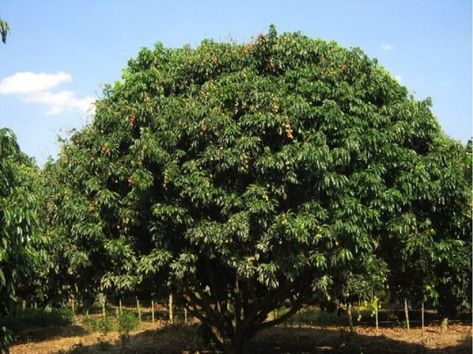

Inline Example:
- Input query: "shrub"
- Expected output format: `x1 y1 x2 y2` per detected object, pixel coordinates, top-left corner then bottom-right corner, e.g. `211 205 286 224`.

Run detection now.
82 315 113 336
6 308 73 333
117 311 139 346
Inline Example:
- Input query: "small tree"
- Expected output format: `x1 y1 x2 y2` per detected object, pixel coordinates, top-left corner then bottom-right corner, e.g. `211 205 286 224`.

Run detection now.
117 311 139 346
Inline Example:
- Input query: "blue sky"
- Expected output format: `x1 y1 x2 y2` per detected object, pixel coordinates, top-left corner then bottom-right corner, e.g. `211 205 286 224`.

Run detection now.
1 0 471 165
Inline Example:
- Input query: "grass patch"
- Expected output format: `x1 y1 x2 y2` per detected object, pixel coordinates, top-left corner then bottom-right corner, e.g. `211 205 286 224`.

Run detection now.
285 306 375 327
6 308 73 333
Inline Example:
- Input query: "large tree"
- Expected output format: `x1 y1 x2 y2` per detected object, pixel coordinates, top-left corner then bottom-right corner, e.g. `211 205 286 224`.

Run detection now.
49 26 470 353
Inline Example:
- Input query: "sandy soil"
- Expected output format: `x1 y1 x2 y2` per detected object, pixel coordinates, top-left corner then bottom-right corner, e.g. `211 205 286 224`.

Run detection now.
10 321 472 353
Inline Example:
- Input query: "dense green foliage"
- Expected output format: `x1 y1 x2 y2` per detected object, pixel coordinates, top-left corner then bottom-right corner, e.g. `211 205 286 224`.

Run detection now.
117 311 139 341
0 26 470 353
24 160 103 306
0 128 40 350
37 26 471 353
5 308 73 333
381 137 471 314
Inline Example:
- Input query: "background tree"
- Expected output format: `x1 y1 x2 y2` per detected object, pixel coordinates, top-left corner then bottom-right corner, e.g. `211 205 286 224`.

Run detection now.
0 128 40 350
15 158 87 307
36 140 138 307
0 19 9 44
432 139 472 317
47 26 470 353
381 135 472 320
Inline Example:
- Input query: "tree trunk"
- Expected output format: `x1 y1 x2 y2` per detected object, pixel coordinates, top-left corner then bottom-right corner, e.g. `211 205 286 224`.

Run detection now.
347 303 354 333
225 330 254 354
404 298 410 330
375 300 379 332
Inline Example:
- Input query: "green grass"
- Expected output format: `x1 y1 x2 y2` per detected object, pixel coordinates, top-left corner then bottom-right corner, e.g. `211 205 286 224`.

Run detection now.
82 311 140 335
284 306 375 327
6 308 73 332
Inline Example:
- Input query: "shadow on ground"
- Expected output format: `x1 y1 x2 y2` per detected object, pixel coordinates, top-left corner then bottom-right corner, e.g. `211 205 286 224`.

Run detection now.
15 325 87 344
253 327 472 354
61 324 471 354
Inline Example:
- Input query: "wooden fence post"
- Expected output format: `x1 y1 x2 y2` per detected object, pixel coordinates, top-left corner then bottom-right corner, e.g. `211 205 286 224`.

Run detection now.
151 300 155 323
404 298 410 330
441 317 448 333
102 299 106 318
136 297 141 323
168 292 174 324
347 303 354 333
119 298 123 314
375 300 379 332
421 301 425 333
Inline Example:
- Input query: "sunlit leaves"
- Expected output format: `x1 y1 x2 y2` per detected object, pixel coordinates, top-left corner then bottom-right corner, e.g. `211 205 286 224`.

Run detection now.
40 26 471 342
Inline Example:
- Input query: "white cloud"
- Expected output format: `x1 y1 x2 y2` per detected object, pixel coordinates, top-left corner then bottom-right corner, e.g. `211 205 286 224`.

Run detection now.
0 72 71 94
0 71 95 115
381 43 393 51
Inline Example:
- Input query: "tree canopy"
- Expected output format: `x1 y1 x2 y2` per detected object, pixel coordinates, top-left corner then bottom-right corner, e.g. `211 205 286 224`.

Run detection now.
34 26 472 353
0 128 41 350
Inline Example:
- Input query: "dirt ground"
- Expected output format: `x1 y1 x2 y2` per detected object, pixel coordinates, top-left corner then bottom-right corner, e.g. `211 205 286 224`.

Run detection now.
10 321 472 354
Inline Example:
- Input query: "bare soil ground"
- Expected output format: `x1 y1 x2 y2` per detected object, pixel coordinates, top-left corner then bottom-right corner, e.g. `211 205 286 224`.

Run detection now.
10 321 471 354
